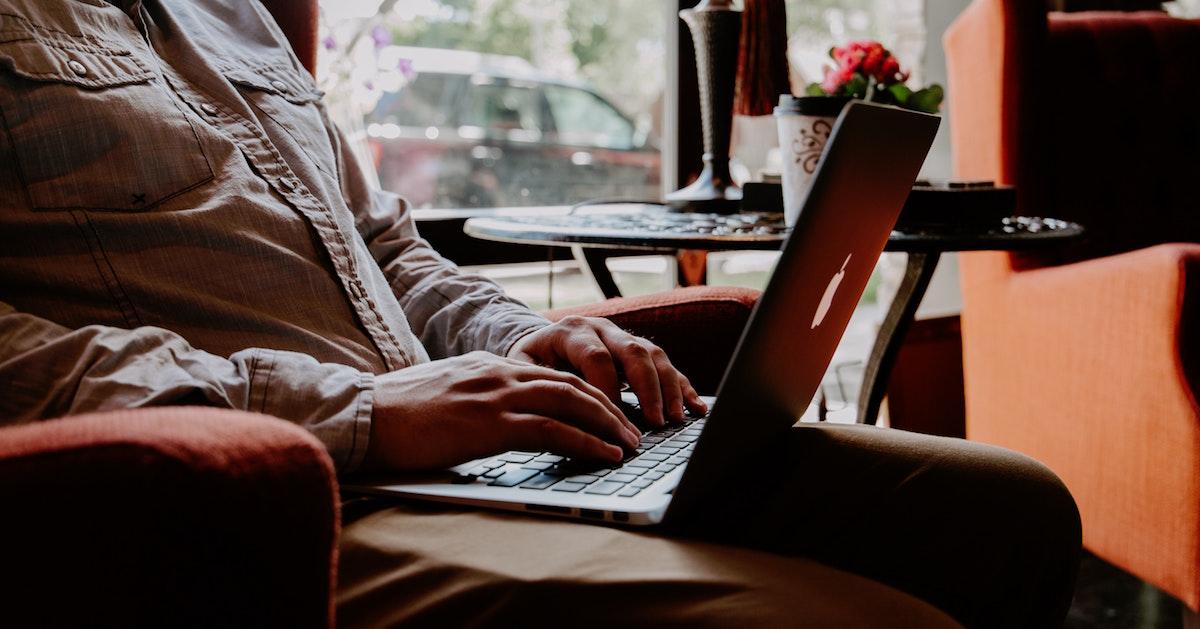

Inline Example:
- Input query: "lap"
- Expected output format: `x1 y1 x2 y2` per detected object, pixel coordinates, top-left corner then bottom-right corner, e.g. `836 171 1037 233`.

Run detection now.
335 497 961 628
336 424 1078 629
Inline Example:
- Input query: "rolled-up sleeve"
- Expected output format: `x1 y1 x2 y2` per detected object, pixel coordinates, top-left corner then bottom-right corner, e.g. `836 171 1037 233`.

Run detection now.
0 302 375 473
335 131 548 359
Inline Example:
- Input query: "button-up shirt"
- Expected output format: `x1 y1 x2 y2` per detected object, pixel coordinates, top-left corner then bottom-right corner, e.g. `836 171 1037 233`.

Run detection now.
0 0 550 472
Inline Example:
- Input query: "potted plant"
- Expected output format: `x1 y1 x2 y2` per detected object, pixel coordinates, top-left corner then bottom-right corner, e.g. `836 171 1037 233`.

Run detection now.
805 40 943 113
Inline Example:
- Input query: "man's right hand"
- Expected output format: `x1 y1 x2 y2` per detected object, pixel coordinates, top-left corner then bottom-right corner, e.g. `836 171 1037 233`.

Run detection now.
364 351 643 471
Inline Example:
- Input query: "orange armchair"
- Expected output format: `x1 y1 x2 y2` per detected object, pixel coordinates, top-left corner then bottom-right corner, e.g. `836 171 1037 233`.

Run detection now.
946 0 1200 612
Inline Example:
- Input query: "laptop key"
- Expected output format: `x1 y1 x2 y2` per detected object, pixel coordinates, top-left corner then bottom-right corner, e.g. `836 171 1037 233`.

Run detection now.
465 465 491 476
488 468 539 487
481 459 506 469
656 463 677 472
639 453 668 462
673 434 698 443
645 471 666 480
668 456 688 465
664 440 689 448
520 473 562 490
552 482 588 493
631 479 653 488
500 452 536 464
626 460 657 469
608 473 639 484
565 474 600 484
533 454 564 463
521 461 554 471
584 481 625 496
618 487 643 497
484 467 507 478
654 446 681 455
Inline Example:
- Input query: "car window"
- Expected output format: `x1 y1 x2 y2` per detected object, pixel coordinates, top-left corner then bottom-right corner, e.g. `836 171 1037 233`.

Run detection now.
373 73 453 128
543 85 635 150
458 80 544 140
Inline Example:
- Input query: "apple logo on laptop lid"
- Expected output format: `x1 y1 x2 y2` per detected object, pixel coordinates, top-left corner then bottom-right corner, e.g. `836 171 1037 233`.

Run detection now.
812 254 852 329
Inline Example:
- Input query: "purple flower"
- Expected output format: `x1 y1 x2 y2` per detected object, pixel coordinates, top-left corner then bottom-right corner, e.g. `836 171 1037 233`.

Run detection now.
322 35 337 51
396 58 415 80
371 25 391 49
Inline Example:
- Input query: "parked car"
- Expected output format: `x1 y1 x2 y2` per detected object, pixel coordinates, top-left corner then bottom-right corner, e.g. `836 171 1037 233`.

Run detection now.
365 47 661 209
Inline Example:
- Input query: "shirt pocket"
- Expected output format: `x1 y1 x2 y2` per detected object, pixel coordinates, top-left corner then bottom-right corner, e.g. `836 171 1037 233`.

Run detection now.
0 32 214 211
222 63 337 178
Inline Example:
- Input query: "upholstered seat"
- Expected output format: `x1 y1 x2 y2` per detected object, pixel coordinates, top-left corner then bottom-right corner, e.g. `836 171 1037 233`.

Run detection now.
946 0 1200 612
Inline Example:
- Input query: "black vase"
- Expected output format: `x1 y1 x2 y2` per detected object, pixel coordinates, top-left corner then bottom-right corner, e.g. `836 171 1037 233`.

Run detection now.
667 0 742 213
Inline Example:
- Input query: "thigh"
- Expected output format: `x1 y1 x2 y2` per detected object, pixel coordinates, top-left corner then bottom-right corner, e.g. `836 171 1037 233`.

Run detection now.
669 424 1081 629
335 497 960 629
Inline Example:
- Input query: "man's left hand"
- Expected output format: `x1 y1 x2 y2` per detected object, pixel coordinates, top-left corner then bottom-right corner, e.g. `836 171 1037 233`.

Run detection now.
508 316 707 427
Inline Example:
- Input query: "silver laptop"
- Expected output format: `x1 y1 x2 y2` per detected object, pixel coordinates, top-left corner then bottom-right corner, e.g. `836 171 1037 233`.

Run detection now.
347 102 940 525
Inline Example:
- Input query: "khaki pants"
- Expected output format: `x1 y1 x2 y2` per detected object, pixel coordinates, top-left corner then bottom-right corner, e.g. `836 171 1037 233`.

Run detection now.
337 425 1081 628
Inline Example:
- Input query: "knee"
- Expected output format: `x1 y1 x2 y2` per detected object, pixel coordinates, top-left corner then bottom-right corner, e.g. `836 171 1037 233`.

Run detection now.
972 446 1083 557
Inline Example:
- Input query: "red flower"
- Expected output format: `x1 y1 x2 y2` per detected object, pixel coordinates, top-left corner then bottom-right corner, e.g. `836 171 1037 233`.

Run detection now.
821 64 855 93
827 40 908 87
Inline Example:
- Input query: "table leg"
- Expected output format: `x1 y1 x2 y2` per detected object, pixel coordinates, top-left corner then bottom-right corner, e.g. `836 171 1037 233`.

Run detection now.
571 245 623 299
856 251 941 425
676 250 708 287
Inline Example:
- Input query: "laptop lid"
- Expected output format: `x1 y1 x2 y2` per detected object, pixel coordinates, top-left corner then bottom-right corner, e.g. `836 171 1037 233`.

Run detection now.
666 101 940 520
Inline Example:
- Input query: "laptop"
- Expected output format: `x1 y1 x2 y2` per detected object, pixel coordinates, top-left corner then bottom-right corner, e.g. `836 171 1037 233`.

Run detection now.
347 101 940 525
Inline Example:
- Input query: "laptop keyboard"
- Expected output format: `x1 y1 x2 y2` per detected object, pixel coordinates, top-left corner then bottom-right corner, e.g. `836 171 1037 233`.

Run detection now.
454 402 708 498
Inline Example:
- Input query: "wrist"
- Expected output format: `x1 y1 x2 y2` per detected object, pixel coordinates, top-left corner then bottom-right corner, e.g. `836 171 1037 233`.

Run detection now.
504 323 545 358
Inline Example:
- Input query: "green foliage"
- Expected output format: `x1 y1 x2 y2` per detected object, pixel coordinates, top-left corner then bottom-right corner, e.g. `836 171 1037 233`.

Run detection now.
887 83 912 104
906 85 944 114
381 0 665 116
806 74 943 113
386 0 534 60
841 74 868 99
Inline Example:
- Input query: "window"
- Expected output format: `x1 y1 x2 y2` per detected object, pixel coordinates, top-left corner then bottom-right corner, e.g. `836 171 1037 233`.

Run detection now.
319 0 666 210
373 72 453 128
543 85 637 151
459 80 545 139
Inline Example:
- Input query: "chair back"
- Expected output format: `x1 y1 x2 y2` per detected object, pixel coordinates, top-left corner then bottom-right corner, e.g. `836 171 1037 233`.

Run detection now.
258 0 320 74
947 0 1200 267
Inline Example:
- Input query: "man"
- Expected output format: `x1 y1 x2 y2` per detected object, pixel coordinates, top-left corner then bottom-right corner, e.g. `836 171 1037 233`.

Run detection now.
0 0 1081 626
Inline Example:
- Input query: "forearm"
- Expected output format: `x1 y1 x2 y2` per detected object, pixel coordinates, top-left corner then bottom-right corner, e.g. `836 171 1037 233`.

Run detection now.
357 191 548 359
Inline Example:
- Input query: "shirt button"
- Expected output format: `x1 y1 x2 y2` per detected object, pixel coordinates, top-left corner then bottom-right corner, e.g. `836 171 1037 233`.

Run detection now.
270 80 289 93
200 103 219 116
280 177 298 191
68 60 87 76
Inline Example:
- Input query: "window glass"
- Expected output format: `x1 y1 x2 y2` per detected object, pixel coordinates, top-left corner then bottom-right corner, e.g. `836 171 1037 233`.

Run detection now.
318 0 665 210
784 0 925 88
459 81 545 139
543 85 635 150
374 72 453 127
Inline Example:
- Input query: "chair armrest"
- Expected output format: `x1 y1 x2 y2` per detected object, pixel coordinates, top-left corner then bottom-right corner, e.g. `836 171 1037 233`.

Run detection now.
961 243 1200 607
0 408 339 628
545 286 761 395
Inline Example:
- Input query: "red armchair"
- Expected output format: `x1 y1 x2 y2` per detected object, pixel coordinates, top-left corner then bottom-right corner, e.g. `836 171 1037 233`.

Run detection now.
945 0 1200 612
0 408 340 627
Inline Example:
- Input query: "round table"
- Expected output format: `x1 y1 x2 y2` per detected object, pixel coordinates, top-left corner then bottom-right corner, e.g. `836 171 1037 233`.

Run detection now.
464 206 1083 425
